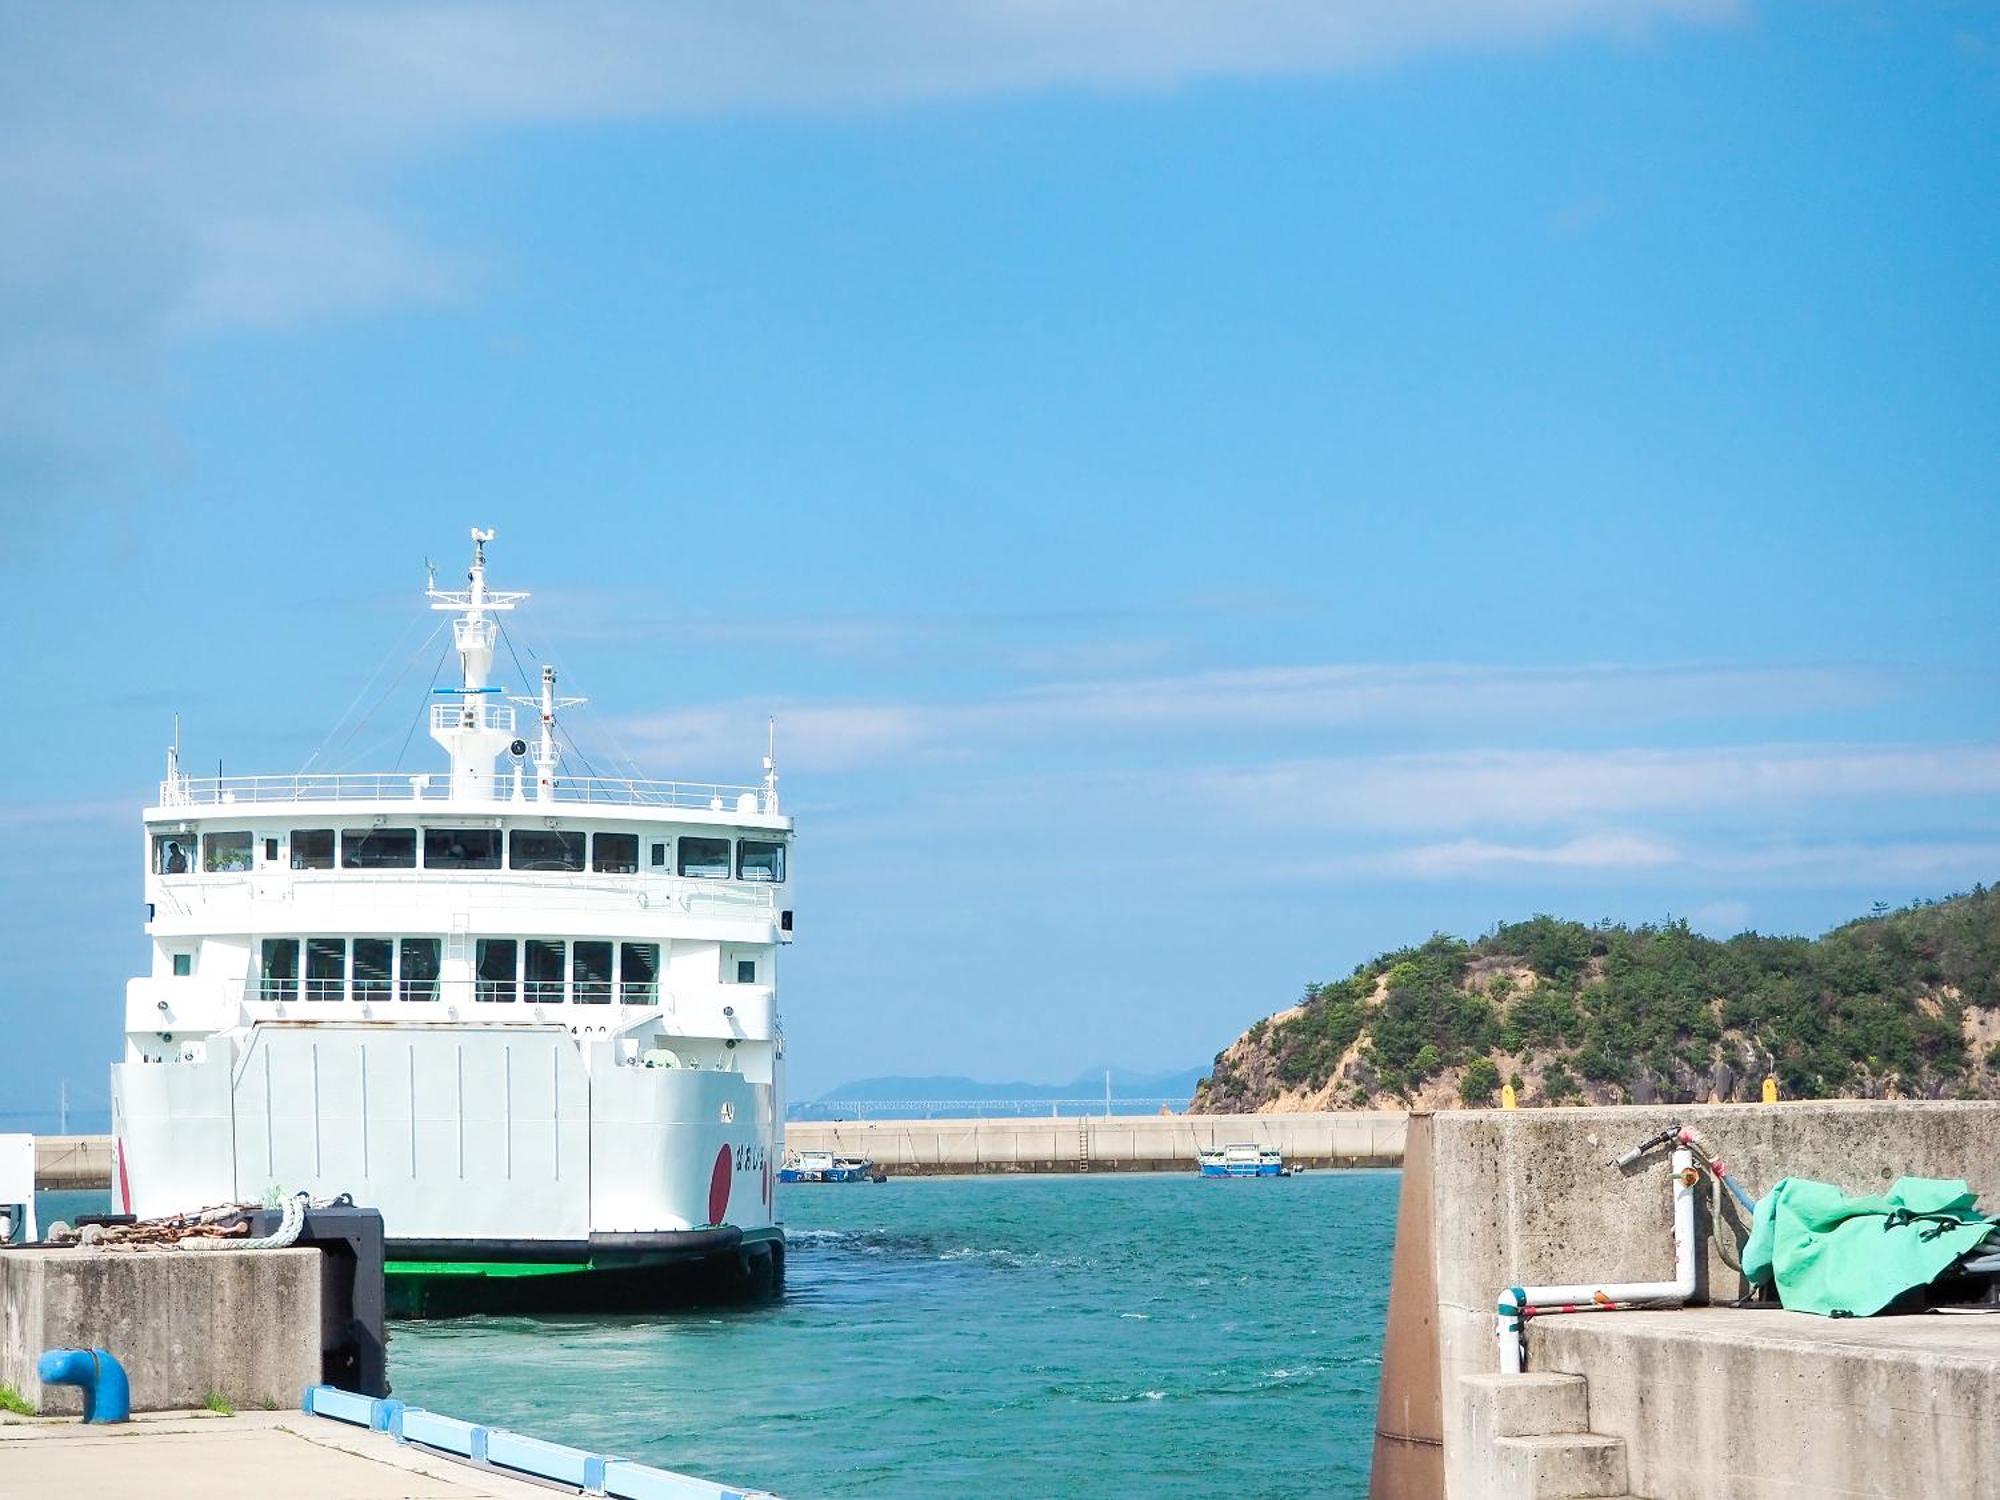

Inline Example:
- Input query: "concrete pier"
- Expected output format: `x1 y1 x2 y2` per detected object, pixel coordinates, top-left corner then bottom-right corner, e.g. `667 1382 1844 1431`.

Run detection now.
784 1109 1406 1174
1370 1100 2000 1499
0 1248 320 1414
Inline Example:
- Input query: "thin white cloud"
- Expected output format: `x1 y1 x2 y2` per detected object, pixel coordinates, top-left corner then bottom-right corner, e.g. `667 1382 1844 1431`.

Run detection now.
0 799 128 830
1271 830 2000 887
610 661 1890 772
0 0 1741 507
1199 743 2000 832
1381 830 1680 874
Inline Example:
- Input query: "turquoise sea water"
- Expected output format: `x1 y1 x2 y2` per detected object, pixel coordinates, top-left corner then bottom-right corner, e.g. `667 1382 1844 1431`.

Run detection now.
393 1171 1399 1498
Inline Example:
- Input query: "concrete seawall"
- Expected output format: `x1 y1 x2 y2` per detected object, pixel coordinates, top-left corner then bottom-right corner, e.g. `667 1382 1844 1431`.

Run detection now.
0 1248 321 1414
784 1111 1407 1174
39 1119 1408 1188
1371 1101 2000 1500
33 1135 110 1191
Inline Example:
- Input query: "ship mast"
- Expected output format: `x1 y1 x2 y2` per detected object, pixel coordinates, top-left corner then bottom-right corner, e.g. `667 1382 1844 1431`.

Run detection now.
511 664 585 804
427 527 528 800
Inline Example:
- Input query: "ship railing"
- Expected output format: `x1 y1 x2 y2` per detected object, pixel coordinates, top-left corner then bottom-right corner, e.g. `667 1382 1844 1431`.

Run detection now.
235 975 677 1011
428 700 517 735
156 772 773 813
153 869 780 917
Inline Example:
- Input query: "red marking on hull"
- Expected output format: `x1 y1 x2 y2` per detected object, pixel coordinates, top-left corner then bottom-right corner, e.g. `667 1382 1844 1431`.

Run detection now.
114 1137 132 1215
708 1145 732 1226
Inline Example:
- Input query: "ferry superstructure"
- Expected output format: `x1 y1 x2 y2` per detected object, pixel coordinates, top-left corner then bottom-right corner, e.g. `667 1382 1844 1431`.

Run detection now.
111 530 791 1315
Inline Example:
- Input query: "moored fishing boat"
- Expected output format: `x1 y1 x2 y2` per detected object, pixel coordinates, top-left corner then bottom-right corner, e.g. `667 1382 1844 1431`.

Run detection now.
1197 1143 1288 1178
777 1151 880 1184
111 529 792 1316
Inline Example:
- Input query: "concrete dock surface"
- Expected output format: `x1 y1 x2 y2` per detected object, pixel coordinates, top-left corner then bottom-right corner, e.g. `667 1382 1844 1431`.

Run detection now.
1530 1306 2000 1500
0 1409 563 1499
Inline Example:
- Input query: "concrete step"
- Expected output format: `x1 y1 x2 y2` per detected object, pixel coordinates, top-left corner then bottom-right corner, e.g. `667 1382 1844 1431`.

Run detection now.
1490 1432 1629 1500
1460 1371 1589 1439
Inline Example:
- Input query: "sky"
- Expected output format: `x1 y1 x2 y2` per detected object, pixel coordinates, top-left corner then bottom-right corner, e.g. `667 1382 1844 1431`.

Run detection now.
3 1 1998 1125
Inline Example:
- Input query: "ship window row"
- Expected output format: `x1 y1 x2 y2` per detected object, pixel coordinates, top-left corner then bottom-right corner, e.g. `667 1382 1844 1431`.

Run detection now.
158 830 784 881
258 937 444 1003
473 938 661 1005
256 937 664 1005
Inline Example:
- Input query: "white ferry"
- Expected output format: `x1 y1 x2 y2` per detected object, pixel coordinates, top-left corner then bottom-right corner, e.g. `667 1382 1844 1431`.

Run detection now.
111 530 791 1317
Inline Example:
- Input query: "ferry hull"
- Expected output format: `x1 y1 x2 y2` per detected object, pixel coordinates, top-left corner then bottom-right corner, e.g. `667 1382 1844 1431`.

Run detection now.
385 1226 787 1318
112 1024 780 1315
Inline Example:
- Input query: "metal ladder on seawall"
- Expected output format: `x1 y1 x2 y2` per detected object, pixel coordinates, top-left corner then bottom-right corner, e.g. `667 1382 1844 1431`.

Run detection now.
1077 1119 1090 1173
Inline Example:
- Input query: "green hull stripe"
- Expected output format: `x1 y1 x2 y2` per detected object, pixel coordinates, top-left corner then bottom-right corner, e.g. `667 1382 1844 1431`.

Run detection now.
387 1260 588 1280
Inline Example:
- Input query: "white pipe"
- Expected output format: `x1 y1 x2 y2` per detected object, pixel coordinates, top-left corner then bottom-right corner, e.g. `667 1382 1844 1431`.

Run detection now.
1497 1145 1697 1374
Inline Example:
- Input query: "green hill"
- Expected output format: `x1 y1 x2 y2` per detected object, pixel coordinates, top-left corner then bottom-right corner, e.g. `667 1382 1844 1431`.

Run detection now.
1190 886 2000 1113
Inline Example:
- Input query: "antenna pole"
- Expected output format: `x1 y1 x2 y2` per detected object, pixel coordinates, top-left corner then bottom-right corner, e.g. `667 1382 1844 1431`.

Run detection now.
762 717 781 815
536 664 559 802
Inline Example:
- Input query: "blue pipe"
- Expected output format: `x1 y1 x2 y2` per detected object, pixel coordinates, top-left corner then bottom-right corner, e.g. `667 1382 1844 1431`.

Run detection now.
36 1348 131 1424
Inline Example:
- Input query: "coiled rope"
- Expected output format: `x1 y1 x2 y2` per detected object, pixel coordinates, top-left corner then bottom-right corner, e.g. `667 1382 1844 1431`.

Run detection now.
177 1191 307 1252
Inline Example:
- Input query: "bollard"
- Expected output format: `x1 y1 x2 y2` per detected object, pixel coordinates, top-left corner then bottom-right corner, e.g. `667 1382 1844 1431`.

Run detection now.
1762 1076 1779 1104
36 1348 131 1423
1500 1083 1517 1110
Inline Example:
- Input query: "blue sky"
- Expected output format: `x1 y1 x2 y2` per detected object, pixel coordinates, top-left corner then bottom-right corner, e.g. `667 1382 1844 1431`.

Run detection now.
3 2 1999 1123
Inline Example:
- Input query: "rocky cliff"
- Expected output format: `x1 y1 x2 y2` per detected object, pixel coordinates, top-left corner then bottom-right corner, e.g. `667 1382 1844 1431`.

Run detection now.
1190 888 2000 1113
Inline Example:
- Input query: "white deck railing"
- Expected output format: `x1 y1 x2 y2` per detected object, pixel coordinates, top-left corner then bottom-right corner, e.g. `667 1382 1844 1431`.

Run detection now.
428 700 517 735
156 772 774 814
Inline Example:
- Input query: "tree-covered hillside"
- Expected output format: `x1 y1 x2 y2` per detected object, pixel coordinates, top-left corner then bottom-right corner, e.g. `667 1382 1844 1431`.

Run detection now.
1191 887 2000 1113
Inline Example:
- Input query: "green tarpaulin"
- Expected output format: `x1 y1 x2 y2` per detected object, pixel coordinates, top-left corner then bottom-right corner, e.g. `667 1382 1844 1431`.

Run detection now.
1741 1175 1995 1317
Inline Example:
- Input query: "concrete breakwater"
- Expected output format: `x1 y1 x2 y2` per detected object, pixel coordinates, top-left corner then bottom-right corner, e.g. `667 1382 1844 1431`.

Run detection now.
1371 1100 2000 1500
38 1115 1408 1189
32 1135 110 1190
784 1110 1406 1174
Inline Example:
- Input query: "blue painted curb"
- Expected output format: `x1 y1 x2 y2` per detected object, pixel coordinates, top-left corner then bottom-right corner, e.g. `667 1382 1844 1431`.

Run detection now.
303 1385 775 1498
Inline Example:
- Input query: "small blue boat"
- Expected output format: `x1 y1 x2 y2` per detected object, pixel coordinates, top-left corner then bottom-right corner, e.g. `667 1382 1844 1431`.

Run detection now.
1197 1143 1291 1178
778 1150 881 1184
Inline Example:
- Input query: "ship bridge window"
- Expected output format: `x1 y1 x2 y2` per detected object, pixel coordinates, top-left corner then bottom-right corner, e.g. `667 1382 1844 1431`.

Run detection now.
343 828 416 870
400 938 441 1002
738 840 785 883
171 953 192 978
290 830 334 870
202 831 253 873
574 940 613 1004
511 830 584 872
525 939 566 1003
426 828 500 870
620 942 659 1005
153 835 193 876
592 832 638 875
259 938 299 1001
678 836 731 880
649 841 667 870
476 938 518 1003
352 938 391 1002
306 937 346 1001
